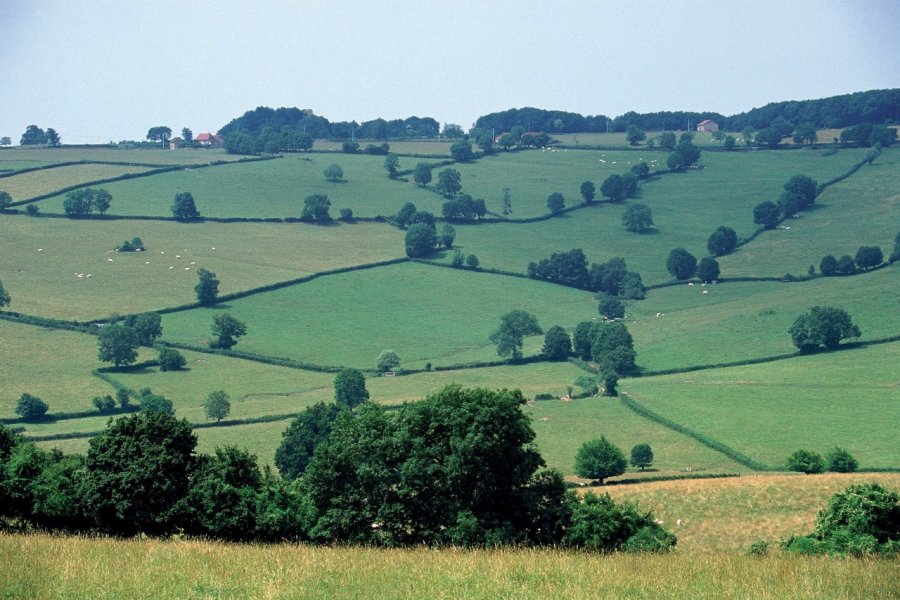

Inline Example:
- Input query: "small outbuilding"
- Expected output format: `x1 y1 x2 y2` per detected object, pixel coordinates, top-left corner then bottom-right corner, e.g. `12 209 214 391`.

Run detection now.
696 120 719 132
195 133 224 148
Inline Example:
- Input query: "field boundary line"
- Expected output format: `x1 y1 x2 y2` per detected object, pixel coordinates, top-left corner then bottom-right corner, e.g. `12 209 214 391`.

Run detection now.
618 394 772 471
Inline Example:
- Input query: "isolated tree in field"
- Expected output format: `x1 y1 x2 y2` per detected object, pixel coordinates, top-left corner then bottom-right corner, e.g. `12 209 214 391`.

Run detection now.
210 313 247 349
97 324 139 367
598 294 625 319
383 153 399 177
413 163 432 186
600 174 625 201
625 124 646 145
404 223 437 258
697 257 720 283
630 444 654 470
753 201 780 229
376 350 401 372
575 436 626 484
334 368 369 409
622 203 653 232
825 447 858 473
666 138 701 171
542 326 572 360
274 402 343 481
20 125 47 146
666 248 697 280
0 191 11 209
450 140 474 162
323 164 344 182
789 306 860 353
436 168 462 197
0 279 10 311
786 449 824 474
79 411 196 534
194 268 219 306
157 347 186 371
301 193 332 222
15 393 48 419
465 254 480 269
580 180 595 203
204 390 231 422
171 191 200 220
146 126 172 147
546 192 565 214
854 246 883 270
490 310 542 360
440 224 456 249
707 226 738 256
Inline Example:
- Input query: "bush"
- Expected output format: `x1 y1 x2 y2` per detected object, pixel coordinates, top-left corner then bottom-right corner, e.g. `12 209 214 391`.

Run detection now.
92 395 116 413
826 447 858 473
158 347 187 371
566 493 675 552
786 449 824 474
16 393 48 419
748 540 770 556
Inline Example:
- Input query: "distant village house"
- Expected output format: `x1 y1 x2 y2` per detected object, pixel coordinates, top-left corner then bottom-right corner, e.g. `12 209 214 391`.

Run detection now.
696 120 719 132
195 133 224 148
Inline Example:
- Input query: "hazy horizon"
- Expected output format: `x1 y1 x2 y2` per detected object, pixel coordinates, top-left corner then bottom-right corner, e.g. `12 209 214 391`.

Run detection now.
2 0 898 144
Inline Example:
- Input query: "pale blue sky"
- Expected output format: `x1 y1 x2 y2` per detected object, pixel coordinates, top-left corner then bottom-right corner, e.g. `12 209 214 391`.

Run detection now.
1 0 898 143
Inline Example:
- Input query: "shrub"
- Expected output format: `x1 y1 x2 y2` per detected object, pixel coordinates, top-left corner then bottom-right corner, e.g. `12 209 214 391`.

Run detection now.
16 393 49 419
92 395 116 413
748 540 770 556
566 493 675 552
158 347 187 371
786 449 824 474
826 447 858 473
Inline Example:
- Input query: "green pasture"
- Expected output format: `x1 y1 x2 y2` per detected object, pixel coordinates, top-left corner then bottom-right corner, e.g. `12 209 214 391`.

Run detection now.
1 164 155 201
629 267 899 372
622 342 900 468
159 262 598 369
551 131 740 148
36 153 442 219
312 140 453 156
442 148 865 282
0 320 117 417
0 147 242 167
720 147 900 277
0 216 403 320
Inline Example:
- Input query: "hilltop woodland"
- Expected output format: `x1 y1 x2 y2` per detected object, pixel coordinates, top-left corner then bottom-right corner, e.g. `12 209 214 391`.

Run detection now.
0 90 899 572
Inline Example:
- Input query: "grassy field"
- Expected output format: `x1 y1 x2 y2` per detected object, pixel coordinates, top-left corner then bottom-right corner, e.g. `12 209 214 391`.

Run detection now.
605 472 900 553
312 139 453 156
720 147 900 277
551 130 742 147
628 267 900 372
0 146 244 167
2 516 897 599
35 153 443 219
442 148 867 282
0 320 114 416
159 262 599 369
0 163 155 201
0 216 403 320
621 342 900 468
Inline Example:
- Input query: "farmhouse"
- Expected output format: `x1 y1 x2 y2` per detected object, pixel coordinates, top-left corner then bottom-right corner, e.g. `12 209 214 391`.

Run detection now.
696 119 719 132
195 132 224 148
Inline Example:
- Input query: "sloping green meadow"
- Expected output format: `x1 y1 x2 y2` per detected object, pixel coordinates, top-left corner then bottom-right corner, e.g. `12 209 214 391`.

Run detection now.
35 153 443 218
628 268 900 372
0 147 244 167
159 262 598 369
0 216 403 320
621 342 900 468
0 164 155 201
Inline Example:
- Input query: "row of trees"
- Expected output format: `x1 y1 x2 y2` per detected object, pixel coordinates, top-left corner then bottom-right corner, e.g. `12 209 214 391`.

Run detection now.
527 250 645 298
666 248 721 282
19 125 61 147
819 246 885 275
786 447 858 474
0 386 675 551
575 438 655 484
63 188 112 217
753 174 818 229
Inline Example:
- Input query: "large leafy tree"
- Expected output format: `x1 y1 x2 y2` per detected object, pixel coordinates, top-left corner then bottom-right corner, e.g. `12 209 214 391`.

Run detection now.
753 201 780 229
590 322 636 375
210 313 247 349
334 368 369 409
697 257 720 283
194 268 220 306
124 313 162 345
789 306 860 353
622 203 653 232
171 192 200 220
301 193 332 222
542 326 572 360
15 393 48 419
546 192 565 214
580 181 595 203
450 140 474 162
79 411 196 534
490 310 543 360
666 248 697 280
97 324 139 367
413 163 432 186
855 246 883 270
600 174 625 201
435 168 462 197
274 402 343 481
146 126 172 147
404 223 437 258
20 125 47 146
574 436 626 484
204 390 231 422
784 176 818 210
707 226 738 256
630 444 654 470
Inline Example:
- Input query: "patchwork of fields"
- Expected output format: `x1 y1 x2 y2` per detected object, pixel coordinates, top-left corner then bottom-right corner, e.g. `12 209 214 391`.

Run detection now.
1 143 898 484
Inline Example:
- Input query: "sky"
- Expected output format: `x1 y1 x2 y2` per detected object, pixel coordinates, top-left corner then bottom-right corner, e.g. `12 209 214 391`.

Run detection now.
1 0 898 143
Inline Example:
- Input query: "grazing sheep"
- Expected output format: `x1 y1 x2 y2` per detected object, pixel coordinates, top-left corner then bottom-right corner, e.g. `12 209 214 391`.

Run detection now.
703 290 709 295
107 258 113 262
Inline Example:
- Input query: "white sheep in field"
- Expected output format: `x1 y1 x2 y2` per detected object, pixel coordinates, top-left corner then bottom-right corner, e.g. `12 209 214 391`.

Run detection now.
703 290 709 295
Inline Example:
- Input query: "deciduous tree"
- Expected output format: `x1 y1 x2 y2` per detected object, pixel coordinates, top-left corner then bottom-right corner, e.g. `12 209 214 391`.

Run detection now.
194 268 219 306
171 192 200 220
97 324 139 367
575 437 626 484
707 226 738 256
436 168 462 197
334 369 369 409
301 193 332 222
490 310 542 360
630 444 654 470
622 203 653 232
274 402 343 481
789 306 860 353
753 201 780 229
210 314 247 349
204 390 231 422
666 248 697 280
542 326 571 360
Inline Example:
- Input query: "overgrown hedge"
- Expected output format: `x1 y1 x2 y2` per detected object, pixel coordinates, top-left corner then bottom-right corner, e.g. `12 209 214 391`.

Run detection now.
619 394 771 471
